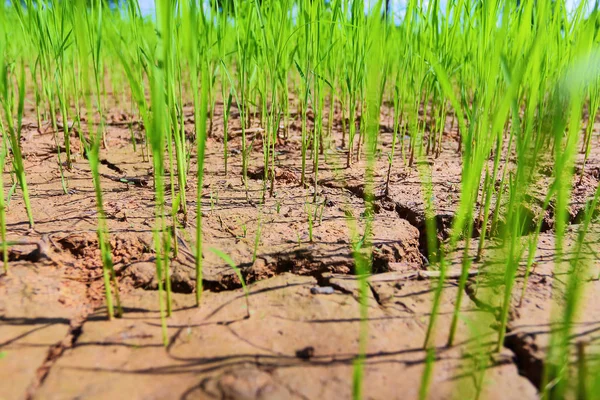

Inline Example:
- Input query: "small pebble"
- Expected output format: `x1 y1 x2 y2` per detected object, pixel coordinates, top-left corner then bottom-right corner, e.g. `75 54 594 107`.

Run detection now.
310 286 335 295
296 346 315 360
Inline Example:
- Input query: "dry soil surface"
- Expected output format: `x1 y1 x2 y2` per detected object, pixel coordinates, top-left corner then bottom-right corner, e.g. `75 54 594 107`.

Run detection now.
1 103 599 399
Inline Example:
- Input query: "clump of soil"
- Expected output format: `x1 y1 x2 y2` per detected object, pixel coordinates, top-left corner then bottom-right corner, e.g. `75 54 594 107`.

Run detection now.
56 232 152 269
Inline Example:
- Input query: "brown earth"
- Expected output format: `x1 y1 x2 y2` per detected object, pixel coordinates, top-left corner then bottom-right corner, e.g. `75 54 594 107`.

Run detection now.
1 101 599 399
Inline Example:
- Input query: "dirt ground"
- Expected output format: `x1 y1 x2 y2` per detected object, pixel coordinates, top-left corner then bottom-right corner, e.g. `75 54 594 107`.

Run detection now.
1 101 599 399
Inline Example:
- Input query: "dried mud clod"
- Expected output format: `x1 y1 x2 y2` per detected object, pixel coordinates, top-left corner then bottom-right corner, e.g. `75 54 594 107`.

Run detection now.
166 214 422 293
185 367 293 400
55 232 152 269
0 237 54 263
48 232 155 298
247 166 301 184
128 220 423 294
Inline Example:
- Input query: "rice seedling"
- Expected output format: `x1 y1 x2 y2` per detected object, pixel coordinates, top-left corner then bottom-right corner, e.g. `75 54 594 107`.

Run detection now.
72 0 124 320
252 215 262 263
351 7 383 398
0 127 7 275
0 26 34 229
208 247 250 318
3 0 600 397
0 6 10 274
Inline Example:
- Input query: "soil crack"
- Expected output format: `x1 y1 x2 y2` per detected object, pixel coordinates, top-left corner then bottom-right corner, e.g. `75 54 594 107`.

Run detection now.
503 328 544 389
368 282 383 307
463 280 541 392
25 308 92 399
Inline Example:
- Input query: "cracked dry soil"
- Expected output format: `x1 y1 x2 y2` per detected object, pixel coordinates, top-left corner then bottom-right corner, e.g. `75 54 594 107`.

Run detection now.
1 104 599 399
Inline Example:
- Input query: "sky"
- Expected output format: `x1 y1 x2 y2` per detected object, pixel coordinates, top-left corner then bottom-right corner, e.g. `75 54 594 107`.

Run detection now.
136 0 591 17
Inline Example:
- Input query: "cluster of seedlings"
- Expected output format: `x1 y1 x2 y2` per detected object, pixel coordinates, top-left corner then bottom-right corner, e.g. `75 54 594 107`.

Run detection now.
1 0 600 398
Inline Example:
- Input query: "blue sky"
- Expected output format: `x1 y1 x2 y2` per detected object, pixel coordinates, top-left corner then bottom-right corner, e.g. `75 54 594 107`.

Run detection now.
137 0 590 17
